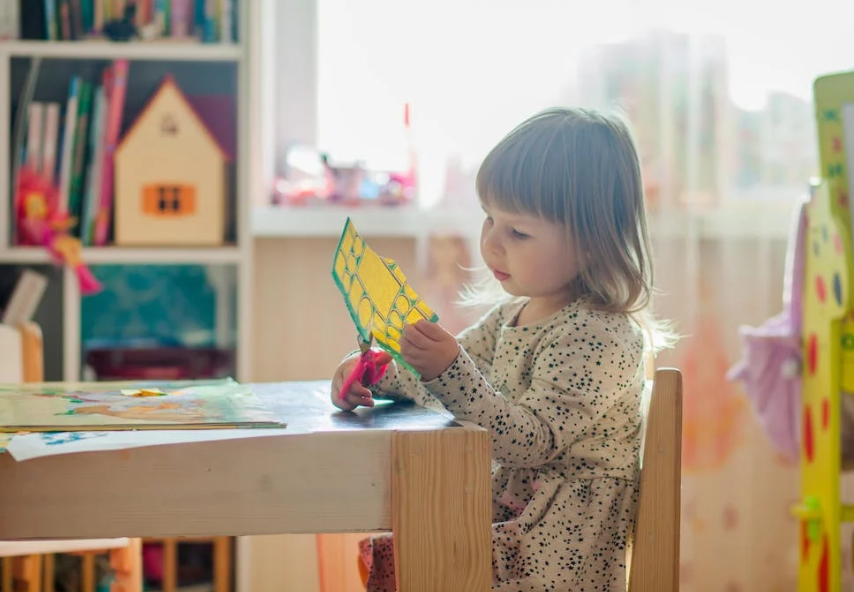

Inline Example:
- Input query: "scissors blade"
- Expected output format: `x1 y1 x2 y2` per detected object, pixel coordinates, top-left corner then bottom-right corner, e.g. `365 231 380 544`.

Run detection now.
357 333 373 354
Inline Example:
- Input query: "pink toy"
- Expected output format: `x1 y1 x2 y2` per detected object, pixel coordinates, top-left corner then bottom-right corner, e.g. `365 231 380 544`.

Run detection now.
15 166 102 295
728 197 807 460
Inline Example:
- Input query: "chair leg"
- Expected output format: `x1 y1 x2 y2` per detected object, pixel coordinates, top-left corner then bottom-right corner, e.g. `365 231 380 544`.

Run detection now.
41 554 54 592
13 555 42 592
110 539 142 592
162 538 178 592
213 537 231 592
82 553 96 592
2 557 13 592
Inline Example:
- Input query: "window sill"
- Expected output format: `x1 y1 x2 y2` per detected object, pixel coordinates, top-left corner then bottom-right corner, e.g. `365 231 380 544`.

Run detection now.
251 200 800 241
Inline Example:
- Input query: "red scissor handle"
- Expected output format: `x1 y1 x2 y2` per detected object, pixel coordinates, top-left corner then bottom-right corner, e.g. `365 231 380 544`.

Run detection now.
338 348 390 402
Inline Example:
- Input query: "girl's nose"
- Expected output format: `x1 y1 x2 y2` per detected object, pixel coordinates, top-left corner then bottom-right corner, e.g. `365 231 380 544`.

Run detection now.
481 223 503 254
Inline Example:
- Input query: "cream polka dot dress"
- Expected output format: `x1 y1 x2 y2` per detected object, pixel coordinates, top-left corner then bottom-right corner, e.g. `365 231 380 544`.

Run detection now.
360 298 646 591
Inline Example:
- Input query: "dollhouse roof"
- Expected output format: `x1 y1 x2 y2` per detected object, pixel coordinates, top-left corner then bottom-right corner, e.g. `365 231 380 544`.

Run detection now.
117 75 233 161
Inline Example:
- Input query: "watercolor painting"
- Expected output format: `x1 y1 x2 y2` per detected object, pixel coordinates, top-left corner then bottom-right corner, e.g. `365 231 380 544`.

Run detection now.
0 378 284 432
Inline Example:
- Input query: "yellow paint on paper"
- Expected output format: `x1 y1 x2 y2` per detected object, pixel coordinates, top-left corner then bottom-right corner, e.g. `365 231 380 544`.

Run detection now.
331 218 438 374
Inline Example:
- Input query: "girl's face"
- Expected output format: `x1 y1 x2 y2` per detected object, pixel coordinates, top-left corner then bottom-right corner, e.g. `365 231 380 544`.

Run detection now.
480 203 582 315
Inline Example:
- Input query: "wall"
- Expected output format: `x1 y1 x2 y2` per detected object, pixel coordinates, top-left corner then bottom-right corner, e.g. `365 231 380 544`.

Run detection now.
243 235 423 592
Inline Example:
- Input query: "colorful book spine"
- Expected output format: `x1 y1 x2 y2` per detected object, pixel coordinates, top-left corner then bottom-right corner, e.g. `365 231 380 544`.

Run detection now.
57 77 81 214
25 102 44 175
170 0 190 37
93 59 128 246
41 102 61 185
82 85 106 245
44 0 57 40
69 81 93 230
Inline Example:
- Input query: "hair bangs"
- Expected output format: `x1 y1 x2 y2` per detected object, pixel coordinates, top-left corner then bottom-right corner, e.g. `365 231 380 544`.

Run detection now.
475 118 569 224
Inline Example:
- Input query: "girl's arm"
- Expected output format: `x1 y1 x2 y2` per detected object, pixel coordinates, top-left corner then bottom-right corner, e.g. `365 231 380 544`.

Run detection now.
455 303 503 376
423 310 644 468
369 304 505 405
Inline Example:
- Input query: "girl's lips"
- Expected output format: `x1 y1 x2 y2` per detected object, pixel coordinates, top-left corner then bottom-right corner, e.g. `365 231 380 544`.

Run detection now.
493 269 510 281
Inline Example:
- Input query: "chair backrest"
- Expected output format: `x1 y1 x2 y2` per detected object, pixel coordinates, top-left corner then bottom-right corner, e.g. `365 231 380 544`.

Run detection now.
0 322 44 383
628 367 683 592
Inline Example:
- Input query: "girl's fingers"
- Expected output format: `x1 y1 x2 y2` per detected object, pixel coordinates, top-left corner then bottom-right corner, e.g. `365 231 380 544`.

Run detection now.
413 319 446 341
401 324 430 350
345 383 374 408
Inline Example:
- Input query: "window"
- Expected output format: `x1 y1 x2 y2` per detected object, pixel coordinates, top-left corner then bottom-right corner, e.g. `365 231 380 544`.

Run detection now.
143 184 196 216
306 0 854 212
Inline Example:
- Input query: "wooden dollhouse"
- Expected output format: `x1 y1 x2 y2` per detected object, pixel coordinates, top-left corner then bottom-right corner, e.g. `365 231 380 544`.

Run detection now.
114 75 231 247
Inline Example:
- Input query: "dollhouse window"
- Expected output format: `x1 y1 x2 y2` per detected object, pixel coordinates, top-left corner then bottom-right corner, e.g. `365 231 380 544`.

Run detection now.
143 184 196 216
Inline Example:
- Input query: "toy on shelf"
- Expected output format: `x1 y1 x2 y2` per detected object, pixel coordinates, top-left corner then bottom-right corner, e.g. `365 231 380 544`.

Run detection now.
14 166 101 295
273 104 418 207
103 2 140 41
114 75 232 247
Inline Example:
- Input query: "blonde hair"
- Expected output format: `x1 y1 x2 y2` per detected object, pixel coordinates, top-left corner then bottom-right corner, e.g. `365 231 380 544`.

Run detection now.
461 106 675 352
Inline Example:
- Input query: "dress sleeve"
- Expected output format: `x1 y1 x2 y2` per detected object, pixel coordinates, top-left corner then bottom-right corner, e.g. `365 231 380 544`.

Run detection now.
422 309 644 468
368 304 505 407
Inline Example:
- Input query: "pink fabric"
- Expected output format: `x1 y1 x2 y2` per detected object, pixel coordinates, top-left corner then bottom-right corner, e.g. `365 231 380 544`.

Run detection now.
727 198 806 461
359 535 397 592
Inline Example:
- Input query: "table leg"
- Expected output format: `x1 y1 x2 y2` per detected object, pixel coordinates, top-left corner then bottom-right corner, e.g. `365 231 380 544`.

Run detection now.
391 429 492 591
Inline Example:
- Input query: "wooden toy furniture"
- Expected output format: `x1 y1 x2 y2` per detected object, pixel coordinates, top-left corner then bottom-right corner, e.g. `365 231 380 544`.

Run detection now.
628 367 683 592
114 75 231 247
0 321 142 592
790 70 854 592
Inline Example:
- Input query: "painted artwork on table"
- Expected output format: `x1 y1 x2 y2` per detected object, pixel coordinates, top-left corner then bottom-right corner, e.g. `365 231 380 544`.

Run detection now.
0 378 284 432
332 218 438 373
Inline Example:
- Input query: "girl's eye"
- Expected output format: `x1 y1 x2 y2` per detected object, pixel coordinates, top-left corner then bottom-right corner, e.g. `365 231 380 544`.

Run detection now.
512 229 530 239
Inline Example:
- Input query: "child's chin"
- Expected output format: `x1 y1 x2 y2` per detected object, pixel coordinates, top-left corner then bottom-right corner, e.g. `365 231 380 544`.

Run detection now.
500 283 524 297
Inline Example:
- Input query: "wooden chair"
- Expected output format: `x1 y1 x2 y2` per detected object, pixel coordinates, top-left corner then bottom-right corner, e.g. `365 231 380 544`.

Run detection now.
0 321 143 592
628 367 683 592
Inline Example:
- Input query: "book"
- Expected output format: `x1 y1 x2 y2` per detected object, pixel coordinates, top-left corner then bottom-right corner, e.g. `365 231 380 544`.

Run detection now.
0 377 285 432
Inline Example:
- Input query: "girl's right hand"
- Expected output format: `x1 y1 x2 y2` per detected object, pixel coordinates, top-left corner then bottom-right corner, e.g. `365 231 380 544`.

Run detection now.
331 356 375 411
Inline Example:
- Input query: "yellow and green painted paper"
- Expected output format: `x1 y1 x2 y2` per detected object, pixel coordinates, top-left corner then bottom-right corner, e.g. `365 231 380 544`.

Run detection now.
331 218 438 375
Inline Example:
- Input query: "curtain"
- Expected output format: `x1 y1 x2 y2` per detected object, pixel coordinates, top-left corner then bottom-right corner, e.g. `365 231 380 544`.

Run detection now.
310 1 854 589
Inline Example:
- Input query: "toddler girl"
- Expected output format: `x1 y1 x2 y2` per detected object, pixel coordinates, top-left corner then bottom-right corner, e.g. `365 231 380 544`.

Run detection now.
332 107 671 591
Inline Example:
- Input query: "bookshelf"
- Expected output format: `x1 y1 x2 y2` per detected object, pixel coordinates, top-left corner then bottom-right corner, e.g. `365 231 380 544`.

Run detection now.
0 1 267 393
0 1 272 589
1 39 243 61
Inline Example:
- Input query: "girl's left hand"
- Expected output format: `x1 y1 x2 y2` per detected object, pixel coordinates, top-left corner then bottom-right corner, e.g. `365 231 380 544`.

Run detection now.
400 319 459 381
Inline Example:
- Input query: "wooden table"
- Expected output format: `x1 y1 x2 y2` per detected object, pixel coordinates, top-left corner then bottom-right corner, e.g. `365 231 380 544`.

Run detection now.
0 382 493 591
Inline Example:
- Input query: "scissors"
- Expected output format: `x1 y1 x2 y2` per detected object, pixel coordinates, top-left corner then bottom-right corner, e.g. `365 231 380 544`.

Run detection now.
337 333 390 403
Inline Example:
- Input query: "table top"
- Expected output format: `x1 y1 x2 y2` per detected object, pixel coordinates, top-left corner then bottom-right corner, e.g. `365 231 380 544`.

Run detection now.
0 381 476 540
250 380 458 434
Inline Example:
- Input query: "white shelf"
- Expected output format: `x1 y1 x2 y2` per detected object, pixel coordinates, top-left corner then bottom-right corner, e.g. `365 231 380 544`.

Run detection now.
0 40 242 61
252 202 799 241
251 205 482 238
0 246 243 265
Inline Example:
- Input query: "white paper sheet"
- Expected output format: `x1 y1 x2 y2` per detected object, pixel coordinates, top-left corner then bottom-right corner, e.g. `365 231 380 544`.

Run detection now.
6 428 290 462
